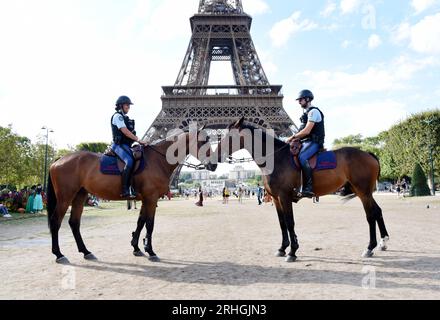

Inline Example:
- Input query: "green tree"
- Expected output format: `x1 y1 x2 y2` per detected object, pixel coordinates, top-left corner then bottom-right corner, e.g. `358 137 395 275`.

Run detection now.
333 110 440 181
411 163 431 196
57 148 74 158
76 142 109 153
29 142 57 186
333 134 364 146
0 125 34 186
381 110 439 182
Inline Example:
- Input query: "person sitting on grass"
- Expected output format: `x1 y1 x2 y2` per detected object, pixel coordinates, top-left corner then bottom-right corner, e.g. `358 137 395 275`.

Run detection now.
0 201 12 218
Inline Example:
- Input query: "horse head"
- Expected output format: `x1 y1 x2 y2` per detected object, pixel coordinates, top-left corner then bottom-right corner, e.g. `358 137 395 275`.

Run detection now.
195 124 218 172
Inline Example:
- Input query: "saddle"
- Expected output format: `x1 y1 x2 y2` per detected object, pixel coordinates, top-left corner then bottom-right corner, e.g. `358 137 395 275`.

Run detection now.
289 140 337 171
100 145 145 176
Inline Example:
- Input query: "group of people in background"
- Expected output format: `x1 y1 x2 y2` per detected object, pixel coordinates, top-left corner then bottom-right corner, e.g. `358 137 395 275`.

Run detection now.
25 185 44 214
0 185 45 218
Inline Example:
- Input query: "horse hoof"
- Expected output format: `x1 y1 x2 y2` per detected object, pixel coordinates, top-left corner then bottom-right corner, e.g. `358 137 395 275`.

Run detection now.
275 251 286 257
379 237 389 251
84 253 97 261
148 255 161 262
362 249 374 258
56 256 70 265
133 251 145 257
285 255 297 263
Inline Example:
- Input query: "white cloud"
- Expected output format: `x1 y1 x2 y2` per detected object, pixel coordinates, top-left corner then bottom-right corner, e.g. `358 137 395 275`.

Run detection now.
340 0 361 14
393 13 440 54
321 1 337 17
0 0 194 148
300 56 439 99
341 40 351 48
244 0 270 16
326 100 408 143
409 13 440 53
411 0 438 14
269 11 318 47
368 34 382 49
392 22 411 44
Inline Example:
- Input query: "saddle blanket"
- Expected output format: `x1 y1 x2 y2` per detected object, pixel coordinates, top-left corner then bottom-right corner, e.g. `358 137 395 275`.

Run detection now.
100 155 145 176
292 151 337 171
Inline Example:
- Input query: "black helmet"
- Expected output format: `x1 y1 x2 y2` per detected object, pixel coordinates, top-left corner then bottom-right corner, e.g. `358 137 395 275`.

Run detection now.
296 90 314 101
115 96 133 107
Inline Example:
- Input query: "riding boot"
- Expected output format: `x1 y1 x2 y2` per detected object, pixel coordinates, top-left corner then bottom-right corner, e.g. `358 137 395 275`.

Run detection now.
129 173 138 198
301 161 315 198
121 168 136 199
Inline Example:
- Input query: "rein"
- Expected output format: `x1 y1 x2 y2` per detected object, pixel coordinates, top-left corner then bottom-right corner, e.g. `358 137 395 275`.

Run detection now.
145 141 207 171
221 132 291 165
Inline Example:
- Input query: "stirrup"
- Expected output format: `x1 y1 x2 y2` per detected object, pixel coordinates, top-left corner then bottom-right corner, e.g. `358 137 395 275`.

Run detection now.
129 186 138 198
121 191 136 199
301 185 315 198
301 191 315 199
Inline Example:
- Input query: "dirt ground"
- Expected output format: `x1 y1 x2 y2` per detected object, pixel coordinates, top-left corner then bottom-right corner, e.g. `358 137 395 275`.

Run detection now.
0 194 439 300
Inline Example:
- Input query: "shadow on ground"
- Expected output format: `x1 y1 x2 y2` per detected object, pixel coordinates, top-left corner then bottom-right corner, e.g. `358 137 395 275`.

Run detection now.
69 252 440 292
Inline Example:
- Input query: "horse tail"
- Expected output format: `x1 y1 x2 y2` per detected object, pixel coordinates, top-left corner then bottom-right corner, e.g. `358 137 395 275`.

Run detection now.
46 171 57 229
368 152 381 180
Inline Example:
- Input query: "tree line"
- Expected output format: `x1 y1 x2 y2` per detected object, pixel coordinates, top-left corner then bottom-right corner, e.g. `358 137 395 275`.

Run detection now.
333 110 439 185
0 125 109 189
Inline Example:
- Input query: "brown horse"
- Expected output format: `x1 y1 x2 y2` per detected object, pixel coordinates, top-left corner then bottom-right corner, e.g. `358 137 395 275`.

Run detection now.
216 118 390 262
47 128 216 264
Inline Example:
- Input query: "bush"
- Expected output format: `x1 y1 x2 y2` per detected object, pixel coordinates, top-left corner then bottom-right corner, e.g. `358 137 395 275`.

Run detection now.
410 163 431 197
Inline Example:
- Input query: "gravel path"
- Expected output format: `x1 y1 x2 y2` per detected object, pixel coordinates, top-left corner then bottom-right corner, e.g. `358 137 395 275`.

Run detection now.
0 195 439 300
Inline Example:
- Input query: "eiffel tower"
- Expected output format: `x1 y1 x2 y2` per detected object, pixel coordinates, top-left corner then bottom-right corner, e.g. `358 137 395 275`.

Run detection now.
143 0 297 185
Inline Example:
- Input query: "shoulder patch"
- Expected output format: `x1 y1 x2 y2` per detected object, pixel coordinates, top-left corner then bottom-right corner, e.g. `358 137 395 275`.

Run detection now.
118 116 124 121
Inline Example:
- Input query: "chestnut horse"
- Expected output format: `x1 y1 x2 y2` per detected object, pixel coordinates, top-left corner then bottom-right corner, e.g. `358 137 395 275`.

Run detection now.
216 118 390 262
47 129 216 264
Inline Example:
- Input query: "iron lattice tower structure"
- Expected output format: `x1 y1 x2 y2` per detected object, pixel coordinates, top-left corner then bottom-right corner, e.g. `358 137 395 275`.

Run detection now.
143 0 297 185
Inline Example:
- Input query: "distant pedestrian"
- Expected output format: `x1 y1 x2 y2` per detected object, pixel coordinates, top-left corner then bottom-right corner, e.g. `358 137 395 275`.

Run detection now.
34 184 44 213
257 183 263 205
25 186 36 214
238 186 244 204
127 200 137 210
224 187 230 204
195 187 204 207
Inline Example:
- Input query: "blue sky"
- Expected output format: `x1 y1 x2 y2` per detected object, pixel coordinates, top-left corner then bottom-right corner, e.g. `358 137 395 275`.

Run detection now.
0 0 439 157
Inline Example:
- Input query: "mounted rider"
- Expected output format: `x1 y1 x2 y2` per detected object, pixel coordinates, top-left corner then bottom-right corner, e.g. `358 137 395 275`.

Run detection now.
111 96 146 199
287 90 325 198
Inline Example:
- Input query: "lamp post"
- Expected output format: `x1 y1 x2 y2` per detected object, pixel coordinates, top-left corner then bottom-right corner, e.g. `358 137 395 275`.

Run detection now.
423 118 435 196
41 127 54 193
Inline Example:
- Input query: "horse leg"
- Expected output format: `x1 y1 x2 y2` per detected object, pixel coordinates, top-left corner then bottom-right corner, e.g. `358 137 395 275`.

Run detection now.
131 204 148 257
49 200 71 264
359 194 379 258
372 198 390 251
280 195 299 262
274 199 290 257
143 203 159 262
69 189 96 261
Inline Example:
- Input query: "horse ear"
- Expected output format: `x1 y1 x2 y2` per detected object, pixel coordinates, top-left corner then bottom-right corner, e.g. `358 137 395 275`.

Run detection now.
199 124 206 132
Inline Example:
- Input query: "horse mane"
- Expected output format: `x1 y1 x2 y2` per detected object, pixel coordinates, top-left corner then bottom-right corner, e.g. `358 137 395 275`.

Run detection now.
239 122 289 149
